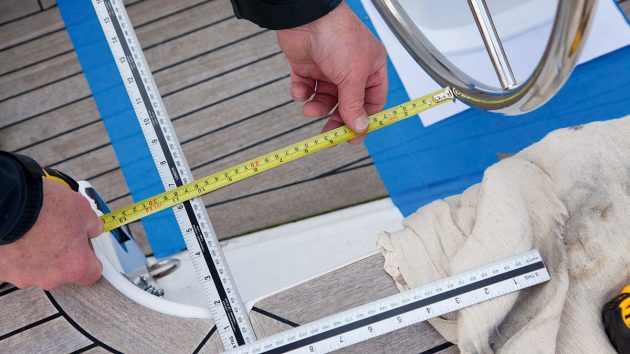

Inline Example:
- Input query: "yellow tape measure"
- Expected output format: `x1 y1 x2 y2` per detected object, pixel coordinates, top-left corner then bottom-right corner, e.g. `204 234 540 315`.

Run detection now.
101 87 455 232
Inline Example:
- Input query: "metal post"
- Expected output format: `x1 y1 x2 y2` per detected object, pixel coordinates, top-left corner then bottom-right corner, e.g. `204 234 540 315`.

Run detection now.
467 0 518 89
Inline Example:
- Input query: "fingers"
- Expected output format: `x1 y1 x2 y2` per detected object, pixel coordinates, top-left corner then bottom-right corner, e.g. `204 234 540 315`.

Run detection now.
73 244 103 287
321 111 343 132
364 63 388 116
322 110 366 145
46 220 103 289
336 74 369 134
303 93 337 118
290 71 315 103
303 81 338 118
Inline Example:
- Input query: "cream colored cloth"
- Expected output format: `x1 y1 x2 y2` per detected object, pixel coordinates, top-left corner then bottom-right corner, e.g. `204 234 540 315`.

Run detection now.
378 116 630 353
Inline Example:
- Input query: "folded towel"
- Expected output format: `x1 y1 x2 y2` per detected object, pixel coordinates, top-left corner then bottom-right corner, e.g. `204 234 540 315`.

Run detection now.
378 116 630 353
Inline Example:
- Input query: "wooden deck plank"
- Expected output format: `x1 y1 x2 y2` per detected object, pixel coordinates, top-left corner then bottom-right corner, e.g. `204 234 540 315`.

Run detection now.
1 316 93 353
0 13 260 128
0 0 237 121
0 6 63 51
251 254 454 354
0 96 97 151
51 281 220 353
18 52 287 176
205 164 385 239
0 288 58 338
0 280 225 353
0 0 209 75
249 312 295 340
40 0 57 10
81 346 112 354
0 0 230 102
0 29 276 153
0 26 70 81
0 72 90 126
0 0 40 26
0 50 80 104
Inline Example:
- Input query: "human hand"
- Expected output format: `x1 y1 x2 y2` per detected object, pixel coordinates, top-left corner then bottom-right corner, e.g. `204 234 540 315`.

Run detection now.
0 179 103 290
276 2 388 144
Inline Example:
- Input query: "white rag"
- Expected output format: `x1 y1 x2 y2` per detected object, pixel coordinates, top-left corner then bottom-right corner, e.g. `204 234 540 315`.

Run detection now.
378 116 630 353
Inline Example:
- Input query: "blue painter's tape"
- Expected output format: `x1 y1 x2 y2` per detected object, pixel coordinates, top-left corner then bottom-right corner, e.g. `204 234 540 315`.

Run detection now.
347 0 630 217
58 0 186 258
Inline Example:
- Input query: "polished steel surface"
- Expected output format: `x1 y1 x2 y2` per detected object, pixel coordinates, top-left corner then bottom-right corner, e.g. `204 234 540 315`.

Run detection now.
467 0 517 89
372 0 598 115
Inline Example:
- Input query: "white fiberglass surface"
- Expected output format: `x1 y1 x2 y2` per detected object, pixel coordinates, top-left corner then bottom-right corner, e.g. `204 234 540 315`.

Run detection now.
154 198 404 307
91 188 403 317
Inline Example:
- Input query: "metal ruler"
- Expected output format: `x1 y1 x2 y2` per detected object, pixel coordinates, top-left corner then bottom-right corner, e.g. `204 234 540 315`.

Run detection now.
92 0 254 348
226 250 550 354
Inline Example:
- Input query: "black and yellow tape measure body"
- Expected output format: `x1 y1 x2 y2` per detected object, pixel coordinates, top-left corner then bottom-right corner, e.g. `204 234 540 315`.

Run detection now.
603 285 630 352
42 168 78 191
100 87 454 232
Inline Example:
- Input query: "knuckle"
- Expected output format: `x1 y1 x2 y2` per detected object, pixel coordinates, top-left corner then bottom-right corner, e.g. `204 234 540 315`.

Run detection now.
342 99 365 113
366 69 386 89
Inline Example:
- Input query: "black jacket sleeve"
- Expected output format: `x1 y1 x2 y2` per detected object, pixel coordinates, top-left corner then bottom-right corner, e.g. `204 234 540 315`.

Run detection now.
0 152 44 245
230 0 342 30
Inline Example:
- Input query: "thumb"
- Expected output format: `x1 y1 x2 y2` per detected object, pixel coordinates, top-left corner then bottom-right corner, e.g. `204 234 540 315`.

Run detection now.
85 207 104 239
337 75 369 134
76 191 104 238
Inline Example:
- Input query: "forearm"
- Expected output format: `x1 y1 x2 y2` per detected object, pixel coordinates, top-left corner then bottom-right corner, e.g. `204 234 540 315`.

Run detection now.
230 0 342 30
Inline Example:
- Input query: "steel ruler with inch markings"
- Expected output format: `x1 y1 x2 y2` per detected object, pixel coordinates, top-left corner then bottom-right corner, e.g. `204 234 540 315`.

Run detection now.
92 0 253 348
227 250 549 354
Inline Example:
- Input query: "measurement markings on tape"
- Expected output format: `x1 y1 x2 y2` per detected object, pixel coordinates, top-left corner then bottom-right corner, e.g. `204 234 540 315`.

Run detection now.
92 0 254 348
100 87 455 231
226 250 549 354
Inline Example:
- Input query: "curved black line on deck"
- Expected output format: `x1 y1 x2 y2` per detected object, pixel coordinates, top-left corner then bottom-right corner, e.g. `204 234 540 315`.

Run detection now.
192 325 217 354
45 291 122 354
252 307 300 328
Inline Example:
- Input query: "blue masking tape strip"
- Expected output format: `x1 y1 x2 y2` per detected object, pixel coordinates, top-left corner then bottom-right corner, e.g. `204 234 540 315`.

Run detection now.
58 0 186 258
348 0 630 216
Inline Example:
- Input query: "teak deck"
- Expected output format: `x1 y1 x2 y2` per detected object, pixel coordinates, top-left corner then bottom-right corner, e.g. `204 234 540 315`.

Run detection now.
0 255 455 353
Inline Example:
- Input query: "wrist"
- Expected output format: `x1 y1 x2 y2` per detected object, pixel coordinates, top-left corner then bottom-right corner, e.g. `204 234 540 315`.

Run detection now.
0 152 44 245
231 0 342 30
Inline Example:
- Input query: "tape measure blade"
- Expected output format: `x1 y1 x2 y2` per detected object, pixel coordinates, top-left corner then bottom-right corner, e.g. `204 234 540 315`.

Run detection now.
226 250 549 354
100 87 455 232
92 0 254 348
